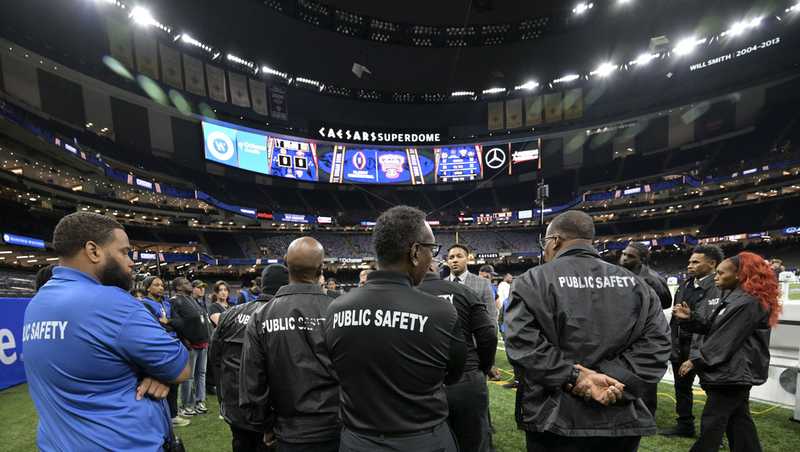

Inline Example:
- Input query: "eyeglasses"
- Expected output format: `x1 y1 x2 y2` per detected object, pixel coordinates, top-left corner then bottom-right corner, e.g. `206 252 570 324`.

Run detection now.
538 234 559 249
417 242 441 257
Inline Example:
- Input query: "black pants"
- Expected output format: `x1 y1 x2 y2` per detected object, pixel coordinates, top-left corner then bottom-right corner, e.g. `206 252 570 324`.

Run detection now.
446 370 491 452
339 423 457 452
230 425 272 452
642 382 658 419
277 438 339 452
167 384 179 418
671 360 697 427
525 431 641 452
690 386 762 452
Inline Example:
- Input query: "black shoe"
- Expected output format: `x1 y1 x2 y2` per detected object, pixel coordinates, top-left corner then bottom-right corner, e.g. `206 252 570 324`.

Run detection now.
659 425 696 438
502 381 519 389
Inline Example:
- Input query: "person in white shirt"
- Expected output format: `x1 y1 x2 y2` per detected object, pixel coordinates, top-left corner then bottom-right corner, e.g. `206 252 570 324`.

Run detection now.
497 273 513 307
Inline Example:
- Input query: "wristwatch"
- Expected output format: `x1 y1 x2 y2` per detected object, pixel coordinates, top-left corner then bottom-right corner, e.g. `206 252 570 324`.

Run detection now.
565 366 580 389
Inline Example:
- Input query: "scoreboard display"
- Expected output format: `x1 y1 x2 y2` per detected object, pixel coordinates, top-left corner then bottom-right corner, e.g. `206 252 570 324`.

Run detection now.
318 146 436 185
268 137 318 182
434 145 483 183
203 119 485 185
202 120 318 181
476 211 514 224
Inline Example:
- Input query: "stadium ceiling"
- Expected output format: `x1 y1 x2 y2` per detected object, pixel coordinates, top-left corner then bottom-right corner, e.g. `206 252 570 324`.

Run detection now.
4 0 795 104
261 0 564 47
128 0 784 93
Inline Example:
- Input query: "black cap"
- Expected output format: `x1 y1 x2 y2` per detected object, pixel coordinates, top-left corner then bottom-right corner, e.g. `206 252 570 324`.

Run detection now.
261 264 289 296
479 264 498 276
191 280 207 288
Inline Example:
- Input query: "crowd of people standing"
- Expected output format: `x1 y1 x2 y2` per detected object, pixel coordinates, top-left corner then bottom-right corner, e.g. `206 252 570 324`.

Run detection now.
21 208 783 452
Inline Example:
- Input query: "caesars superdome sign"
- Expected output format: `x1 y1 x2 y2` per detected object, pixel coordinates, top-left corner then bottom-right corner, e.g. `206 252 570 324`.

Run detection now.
313 123 445 146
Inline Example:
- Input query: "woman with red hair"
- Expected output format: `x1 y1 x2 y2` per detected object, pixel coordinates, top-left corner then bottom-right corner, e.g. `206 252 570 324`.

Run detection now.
673 251 781 452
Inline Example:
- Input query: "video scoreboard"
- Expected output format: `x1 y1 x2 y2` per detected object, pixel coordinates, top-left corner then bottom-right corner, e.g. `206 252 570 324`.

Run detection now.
268 137 317 182
434 145 483 183
202 119 485 185
318 146 434 184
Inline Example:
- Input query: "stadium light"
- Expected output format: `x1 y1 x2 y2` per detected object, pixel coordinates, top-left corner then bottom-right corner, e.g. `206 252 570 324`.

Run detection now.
296 76 321 87
130 6 155 26
96 0 125 8
129 6 170 32
451 91 476 97
572 2 594 15
180 33 213 52
672 36 706 56
262 65 288 79
226 53 255 69
590 62 617 78
787 2 800 13
515 80 539 91
482 87 507 95
722 16 763 37
629 52 658 66
553 74 580 84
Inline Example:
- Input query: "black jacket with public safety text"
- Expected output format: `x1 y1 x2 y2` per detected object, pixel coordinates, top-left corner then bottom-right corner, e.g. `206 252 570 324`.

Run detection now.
505 243 670 437
682 288 771 387
239 284 340 443
670 274 720 362
324 270 466 435
418 272 497 375
208 295 274 432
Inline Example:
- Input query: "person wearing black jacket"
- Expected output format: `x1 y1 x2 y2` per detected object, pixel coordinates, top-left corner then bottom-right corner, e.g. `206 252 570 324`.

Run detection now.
240 238 340 452
170 277 212 418
620 242 672 309
660 245 723 438
674 252 780 452
506 211 670 452
418 267 497 452
619 241 672 418
209 264 289 452
325 205 466 452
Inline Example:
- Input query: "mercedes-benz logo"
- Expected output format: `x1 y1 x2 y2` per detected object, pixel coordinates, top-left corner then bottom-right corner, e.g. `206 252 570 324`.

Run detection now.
485 147 507 170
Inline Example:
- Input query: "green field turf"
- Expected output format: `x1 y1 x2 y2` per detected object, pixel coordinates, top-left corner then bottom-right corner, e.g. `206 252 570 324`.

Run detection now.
2 350 798 451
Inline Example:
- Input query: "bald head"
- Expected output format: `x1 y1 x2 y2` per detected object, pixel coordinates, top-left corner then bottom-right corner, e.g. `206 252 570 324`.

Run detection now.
286 237 325 284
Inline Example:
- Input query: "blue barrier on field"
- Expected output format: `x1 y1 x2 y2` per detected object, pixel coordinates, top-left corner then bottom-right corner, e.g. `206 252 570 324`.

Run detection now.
0 298 30 390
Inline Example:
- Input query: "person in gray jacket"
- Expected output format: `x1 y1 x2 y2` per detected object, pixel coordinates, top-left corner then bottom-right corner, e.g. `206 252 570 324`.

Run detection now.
505 210 670 452
446 244 497 321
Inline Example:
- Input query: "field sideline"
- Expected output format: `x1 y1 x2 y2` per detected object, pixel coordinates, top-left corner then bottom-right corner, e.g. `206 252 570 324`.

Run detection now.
2 350 798 451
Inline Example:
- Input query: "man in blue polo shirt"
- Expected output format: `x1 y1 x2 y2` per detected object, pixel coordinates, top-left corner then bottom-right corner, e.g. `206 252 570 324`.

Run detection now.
23 212 191 451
